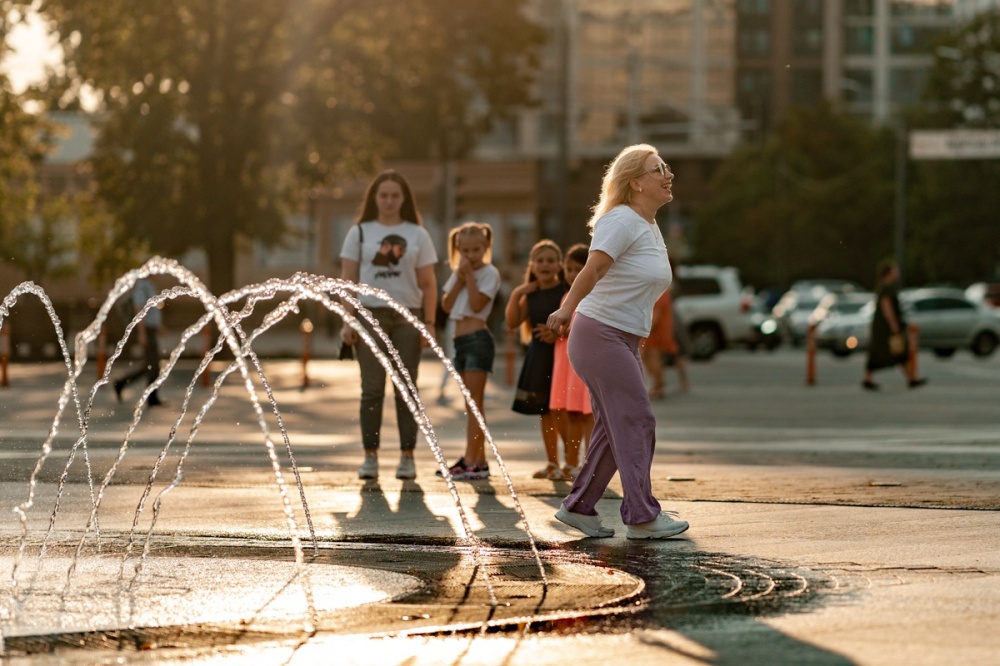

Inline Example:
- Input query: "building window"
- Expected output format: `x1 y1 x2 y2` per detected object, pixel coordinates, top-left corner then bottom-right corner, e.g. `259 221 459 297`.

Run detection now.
738 27 772 57
890 67 927 104
843 69 874 103
891 24 948 55
844 25 875 55
844 0 875 16
738 0 771 15
891 1 953 17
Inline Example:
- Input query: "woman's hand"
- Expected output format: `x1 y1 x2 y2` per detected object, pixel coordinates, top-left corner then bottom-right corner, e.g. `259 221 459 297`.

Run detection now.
547 307 573 338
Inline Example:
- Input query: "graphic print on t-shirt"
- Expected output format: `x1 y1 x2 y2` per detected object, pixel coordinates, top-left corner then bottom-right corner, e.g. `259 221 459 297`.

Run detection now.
372 234 407 280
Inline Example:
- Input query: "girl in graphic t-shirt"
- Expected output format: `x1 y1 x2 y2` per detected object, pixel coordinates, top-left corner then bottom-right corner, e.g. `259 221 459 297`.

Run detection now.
435 222 501 481
339 170 438 482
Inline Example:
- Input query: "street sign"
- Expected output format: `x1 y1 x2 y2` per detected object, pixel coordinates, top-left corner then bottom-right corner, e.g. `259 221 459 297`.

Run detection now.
909 129 1000 159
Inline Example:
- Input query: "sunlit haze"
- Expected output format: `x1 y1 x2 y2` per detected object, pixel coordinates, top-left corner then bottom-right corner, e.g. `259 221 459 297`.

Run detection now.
2 11 61 92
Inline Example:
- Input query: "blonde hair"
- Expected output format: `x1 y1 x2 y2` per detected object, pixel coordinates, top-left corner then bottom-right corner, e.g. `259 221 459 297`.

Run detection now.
587 143 658 232
447 221 493 269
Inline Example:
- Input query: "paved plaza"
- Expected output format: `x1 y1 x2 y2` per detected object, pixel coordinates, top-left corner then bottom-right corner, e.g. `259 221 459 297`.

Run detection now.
0 344 998 664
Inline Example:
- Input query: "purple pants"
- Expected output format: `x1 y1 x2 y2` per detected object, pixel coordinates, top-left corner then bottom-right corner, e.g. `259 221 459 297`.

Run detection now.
562 314 661 525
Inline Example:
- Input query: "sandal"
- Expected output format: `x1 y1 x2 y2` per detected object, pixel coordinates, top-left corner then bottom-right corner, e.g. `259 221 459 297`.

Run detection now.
533 463 564 480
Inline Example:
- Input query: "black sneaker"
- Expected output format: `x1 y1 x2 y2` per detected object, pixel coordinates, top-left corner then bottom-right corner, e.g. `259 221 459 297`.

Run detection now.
436 457 467 479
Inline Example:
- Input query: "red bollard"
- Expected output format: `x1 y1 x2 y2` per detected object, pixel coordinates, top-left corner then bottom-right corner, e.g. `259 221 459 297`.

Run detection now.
95 325 107 379
805 322 817 386
200 327 213 387
906 322 919 379
1 323 10 388
505 329 516 387
300 318 313 389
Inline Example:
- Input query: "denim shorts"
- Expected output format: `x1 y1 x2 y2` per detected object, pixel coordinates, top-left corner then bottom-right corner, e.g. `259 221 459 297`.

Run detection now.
453 329 495 373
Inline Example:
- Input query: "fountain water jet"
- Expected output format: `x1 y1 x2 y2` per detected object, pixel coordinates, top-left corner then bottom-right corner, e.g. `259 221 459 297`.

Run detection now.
1 256 551 647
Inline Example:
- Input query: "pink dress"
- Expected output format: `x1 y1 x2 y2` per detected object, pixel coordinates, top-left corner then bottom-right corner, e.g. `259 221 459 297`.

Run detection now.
549 296 592 414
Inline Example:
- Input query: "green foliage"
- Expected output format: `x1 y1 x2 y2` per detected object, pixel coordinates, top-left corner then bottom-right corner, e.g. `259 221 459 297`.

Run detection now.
0 76 78 285
14 0 544 293
907 9 1000 284
692 103 896 290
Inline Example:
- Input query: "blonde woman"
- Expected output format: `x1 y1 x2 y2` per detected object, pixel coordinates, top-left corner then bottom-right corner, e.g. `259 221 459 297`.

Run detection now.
547 144 689 540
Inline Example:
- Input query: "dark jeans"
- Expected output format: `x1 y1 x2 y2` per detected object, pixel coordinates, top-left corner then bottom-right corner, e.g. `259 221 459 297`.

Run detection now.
117 328 161 404
355 307 424 452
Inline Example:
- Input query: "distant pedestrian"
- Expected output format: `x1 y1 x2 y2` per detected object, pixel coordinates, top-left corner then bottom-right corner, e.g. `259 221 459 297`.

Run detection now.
641 280 689 399
506 239 568 480
862 258 926 391
340 169 438 481
547 143 689 540
435 222 501 481
548 243 594 480
113 276 165 407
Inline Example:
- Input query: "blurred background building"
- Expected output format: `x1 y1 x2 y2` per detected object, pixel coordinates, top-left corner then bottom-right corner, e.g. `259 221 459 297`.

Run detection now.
8 0 996 358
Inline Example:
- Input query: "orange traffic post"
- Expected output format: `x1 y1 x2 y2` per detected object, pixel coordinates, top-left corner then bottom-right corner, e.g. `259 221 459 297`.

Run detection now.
300 318 313 390
95 325 107 379
1 323 10 388
906 322 919 379
200 327 213 388
805 322 817 386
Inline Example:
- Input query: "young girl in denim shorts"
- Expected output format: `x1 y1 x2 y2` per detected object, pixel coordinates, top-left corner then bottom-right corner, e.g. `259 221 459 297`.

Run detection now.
436 222 501 480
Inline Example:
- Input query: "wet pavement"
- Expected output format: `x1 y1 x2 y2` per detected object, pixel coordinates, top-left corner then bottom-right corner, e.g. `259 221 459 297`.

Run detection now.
0 346 998 664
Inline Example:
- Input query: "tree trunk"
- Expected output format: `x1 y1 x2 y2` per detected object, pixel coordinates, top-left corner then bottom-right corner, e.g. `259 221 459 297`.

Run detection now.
206 235 237 296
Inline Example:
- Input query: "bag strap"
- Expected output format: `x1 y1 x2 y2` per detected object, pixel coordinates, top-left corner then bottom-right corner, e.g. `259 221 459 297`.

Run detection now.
356 222 365 261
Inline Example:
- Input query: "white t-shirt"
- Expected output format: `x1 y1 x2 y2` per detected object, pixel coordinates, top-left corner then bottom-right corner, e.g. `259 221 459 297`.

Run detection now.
340 221 439 309
443 264 501 322
576 205 672 337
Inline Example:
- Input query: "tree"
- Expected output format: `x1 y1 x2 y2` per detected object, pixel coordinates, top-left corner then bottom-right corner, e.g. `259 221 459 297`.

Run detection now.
0 71 80 286
692 103 896 290
15 0 544 294
906 9 1000 284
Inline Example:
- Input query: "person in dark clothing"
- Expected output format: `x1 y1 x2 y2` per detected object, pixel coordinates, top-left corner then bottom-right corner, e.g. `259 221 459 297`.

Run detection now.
114 276 164 407
862 259 927 391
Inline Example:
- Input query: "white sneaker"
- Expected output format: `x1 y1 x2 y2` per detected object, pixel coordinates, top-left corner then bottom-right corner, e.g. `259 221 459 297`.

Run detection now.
625 511 689 540
396 455 416 480
358 453 378 480
554 503 614 538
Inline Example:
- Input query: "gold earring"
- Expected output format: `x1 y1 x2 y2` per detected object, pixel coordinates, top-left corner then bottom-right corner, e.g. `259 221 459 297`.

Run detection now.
638 186 643 193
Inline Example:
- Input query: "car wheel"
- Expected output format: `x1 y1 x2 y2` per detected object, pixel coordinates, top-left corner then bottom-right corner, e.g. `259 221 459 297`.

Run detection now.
688 323 722 360
831 347 852 358
932 347 956 359
971 331 999 358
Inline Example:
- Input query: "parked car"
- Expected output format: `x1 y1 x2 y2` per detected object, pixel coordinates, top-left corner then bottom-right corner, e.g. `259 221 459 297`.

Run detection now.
672 265 755 360
815 288 1000 358
810 291 874 329
965 282 1000 309
772 280 865 346
747 293 783 351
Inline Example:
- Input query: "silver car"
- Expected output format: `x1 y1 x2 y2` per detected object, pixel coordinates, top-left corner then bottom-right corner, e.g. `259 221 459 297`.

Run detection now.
816 288 1000 358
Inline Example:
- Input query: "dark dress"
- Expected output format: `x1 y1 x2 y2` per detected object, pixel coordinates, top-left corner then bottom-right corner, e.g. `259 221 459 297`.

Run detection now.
512 283 568 415
866 282 908 372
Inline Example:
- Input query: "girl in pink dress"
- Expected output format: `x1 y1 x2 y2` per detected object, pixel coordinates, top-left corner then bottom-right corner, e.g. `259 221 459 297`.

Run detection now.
548 244 595 480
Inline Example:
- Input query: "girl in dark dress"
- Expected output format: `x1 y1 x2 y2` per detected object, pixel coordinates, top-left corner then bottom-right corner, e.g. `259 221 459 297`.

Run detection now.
505 240 568 479
862 259 926 391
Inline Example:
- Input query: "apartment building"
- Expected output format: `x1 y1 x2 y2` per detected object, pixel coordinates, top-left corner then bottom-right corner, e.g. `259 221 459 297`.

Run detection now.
736 0 959 137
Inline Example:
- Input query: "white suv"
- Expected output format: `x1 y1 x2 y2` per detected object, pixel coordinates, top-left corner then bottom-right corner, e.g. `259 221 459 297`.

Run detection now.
672 265 755 360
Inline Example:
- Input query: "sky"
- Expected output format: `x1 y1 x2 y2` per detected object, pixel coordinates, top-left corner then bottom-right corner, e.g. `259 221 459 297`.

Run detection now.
2 11 61 92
